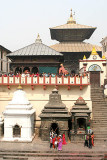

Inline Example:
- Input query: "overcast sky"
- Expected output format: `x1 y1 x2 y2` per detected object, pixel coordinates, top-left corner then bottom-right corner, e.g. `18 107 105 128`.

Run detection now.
0 0 107 51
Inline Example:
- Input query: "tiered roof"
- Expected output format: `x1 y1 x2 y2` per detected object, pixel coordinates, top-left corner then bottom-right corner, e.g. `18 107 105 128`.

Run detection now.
39 89 70 118
50 42 101 53
50 9 96 42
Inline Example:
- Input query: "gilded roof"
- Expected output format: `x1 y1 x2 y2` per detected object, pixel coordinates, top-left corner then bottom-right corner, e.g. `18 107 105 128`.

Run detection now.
50 42 101 53
50 23 96 29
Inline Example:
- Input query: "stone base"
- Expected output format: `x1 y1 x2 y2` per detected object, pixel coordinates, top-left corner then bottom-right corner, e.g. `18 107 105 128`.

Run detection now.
104 79 107 86
2 135 35 142
71 133 85 142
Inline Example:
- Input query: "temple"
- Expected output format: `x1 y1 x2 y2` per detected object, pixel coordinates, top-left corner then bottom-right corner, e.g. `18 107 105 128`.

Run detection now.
0 9 107 142
50 9 101 73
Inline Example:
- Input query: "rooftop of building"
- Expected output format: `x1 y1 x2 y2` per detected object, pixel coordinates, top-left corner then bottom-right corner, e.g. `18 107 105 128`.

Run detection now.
0 45 11 53
7 34 63 57
50 42 101 53
50 9 96 42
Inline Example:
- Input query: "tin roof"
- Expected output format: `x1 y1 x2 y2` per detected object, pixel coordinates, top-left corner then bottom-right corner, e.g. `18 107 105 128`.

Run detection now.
0 45 11 53
50 42 101 53
7 35 63 57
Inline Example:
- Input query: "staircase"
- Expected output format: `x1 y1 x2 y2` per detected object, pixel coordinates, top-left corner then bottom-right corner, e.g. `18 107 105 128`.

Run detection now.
0 150 105 160
91 87 107 141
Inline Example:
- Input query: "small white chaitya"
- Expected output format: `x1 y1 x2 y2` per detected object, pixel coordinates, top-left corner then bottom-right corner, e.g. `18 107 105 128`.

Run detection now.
3 86 35 142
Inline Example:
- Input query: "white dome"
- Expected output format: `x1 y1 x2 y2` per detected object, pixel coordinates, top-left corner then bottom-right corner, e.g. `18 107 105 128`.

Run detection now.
9 90 29 105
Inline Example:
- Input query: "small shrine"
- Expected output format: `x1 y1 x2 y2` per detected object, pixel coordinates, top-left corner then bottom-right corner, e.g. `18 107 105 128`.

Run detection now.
39 89 70 141
70 97 91 141
3 86 35 142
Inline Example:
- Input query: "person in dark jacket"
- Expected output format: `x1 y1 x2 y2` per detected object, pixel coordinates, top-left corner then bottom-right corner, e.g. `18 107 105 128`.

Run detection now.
89 135 92 149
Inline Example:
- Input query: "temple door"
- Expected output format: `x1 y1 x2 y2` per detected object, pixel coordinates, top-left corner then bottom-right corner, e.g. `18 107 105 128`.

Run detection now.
90 71 100 87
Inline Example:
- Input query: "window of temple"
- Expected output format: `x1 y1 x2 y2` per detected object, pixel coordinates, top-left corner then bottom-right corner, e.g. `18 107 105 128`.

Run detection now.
50 123 59 135
77 118 86 130
13 125 21 137
32 67 38 74
23 67 30 73
15 67 22 74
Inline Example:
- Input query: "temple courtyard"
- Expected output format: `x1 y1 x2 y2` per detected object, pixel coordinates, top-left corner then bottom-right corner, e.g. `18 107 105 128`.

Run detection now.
0 137 107 160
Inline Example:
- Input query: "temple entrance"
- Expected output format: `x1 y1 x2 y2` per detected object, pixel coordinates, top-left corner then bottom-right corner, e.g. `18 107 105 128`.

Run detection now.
15 67 22 74
50 123 59 135
13 125 21 137
23 67 30 73
32 67 38 74
77 118 86 130
89 64 101 87
90 71 100 87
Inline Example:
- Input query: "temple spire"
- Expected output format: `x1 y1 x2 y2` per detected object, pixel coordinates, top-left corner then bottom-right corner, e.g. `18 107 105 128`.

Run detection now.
91 46 98 55
35 33 42 43
17 84 23 90
67 8 76 24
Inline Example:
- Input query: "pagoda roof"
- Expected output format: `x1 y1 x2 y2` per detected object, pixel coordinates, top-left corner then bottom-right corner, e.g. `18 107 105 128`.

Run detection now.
50 42 101 53
50 24 96 42
50 23 96 30
7 34 63 57
50 9 96 42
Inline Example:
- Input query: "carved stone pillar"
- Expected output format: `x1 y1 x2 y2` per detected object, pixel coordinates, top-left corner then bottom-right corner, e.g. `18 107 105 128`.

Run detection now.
0 116 4 137
13 67 16 73
29 67 32 73
72 114 75 133
21 66 24 73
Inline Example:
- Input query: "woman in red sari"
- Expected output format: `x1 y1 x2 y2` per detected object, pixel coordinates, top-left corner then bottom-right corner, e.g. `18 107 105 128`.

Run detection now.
62 133 67 145
91 132 94 146
52 136 56 148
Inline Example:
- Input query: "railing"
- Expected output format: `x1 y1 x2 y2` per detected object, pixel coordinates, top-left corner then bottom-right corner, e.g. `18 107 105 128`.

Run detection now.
0 75 90 87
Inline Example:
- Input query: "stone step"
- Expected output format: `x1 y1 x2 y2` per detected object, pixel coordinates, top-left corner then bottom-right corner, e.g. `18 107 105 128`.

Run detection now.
1 152 104 160
92 123 107 125
3 156 28 159
2 156 103 160
92 120 107 123
93 135 107 138
92 101 106 102
92 108 107 109
93 117 107 119
92 115 107 117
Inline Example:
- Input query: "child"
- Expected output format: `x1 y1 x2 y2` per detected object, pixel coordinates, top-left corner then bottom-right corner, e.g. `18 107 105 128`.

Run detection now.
54 137 58 149
50 136 53 148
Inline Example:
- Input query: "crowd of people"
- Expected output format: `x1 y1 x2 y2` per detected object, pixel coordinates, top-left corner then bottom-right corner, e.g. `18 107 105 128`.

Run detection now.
50 130 67 151
0 71 88 78
49 129 94 150
84 132 94 149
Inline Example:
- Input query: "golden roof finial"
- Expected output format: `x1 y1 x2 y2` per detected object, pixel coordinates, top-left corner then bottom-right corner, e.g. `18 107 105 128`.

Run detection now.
35 33 42 43
67 8 76 24
17 84 23 90
102 55 106 59
83 55 86 60
91 46 98 55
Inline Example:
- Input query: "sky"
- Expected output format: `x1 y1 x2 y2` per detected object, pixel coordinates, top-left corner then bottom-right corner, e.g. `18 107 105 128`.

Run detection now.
0 0 107 52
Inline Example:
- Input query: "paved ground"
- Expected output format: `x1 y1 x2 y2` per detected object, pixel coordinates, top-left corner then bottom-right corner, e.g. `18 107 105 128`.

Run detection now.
0 137 107 153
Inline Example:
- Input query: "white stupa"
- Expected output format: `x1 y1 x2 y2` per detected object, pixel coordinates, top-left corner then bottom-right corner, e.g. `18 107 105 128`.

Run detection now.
3 85 35 142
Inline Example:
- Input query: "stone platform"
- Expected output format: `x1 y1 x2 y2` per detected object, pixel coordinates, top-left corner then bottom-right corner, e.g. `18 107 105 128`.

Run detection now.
0 137 107 160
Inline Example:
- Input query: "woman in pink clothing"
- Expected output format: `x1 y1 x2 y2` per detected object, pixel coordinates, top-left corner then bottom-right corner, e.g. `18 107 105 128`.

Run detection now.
58 135 62 151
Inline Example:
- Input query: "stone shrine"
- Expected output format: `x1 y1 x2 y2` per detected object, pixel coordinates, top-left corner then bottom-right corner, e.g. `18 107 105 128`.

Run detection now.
39 89 70 141
70 97 91 141
3 86 35 142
